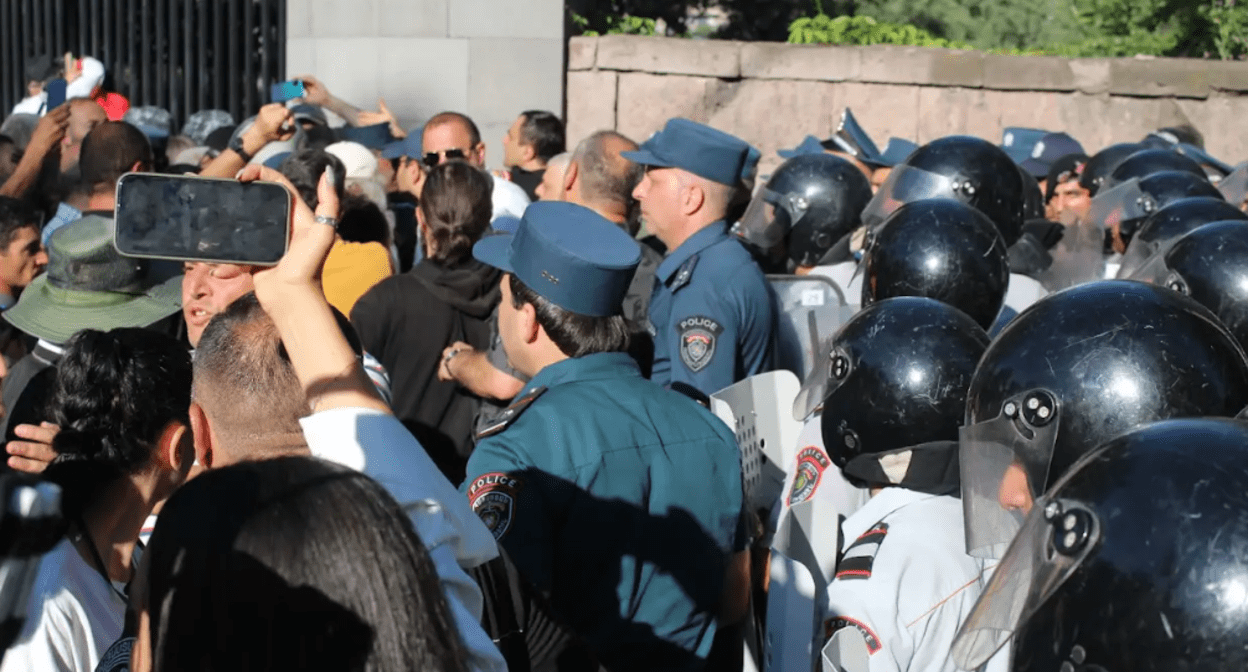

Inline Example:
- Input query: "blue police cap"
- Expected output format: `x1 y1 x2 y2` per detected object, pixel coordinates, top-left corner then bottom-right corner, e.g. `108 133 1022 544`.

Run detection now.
1000 127 1050 164
743 144 761 183
1176 143 1231 176
778 135 826 159
473 202 641 317
1019 132 1086 178
620 118 750 186
834 108 883 164
878 138 919 166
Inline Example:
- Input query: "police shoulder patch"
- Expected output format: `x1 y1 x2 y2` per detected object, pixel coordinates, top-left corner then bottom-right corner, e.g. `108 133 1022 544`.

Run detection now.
789 445 832 507
835 522 889 581
475 386 547 440
824 616 883 655
678 315 723 373
467 472 525 540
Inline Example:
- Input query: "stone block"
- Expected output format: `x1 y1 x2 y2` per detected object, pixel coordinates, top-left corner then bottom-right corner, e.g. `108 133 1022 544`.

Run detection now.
1069 59 1111 96
596 36 741 78
569 37 597 71
1108 57 1209 99
857 46 983 88
309 0 378 38
707 79 836 158
376 0 449 38
982 53 1074 91
1205 60 1248 94
740 42 859 81
449 0 563 39
286 0 313 38
375 38 470 133
467 37 565 127
308 38 383 105
1179 96 1248 161
616 72 712 144
916 87 998 143
566 70 618 148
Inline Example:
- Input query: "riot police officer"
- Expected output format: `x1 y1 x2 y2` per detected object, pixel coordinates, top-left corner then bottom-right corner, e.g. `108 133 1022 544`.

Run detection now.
859 200 1009 331
815 297 990 672
959 280 1248 560
461 201 748 672
1116 196 1247 279
626 117 777 397
954 418 1248 672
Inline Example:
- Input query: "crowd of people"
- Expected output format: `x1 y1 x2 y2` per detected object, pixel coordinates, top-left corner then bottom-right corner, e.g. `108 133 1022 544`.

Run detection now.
1 47 1247 672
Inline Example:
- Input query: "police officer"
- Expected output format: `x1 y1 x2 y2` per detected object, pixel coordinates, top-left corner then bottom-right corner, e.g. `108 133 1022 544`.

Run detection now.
1116 196 1247 279
814 297 991 672
625 118 777 397
461 201 749 672
959 280 1248 561
953 418 1248 672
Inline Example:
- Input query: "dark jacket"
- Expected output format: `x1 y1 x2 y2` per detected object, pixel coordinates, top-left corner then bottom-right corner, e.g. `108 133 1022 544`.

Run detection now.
351 257 501 485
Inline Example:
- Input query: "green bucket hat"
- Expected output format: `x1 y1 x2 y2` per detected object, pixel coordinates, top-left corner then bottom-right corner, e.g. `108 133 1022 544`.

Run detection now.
3 214 181 344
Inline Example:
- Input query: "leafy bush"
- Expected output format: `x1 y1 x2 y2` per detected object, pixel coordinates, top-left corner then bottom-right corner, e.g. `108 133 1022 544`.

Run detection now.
788 13 972 48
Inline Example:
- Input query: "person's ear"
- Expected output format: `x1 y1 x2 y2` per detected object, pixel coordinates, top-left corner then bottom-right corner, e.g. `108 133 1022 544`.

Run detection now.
682 181 706 217
520 301 540 345
562 161 579 198
130 160 144 173
188 402 213 469
521 142 536 165
156 420 192 477
474 142 487 167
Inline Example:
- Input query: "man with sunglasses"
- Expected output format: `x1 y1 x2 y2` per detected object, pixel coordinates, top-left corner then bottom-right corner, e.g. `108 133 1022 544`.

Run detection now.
383 111 529 225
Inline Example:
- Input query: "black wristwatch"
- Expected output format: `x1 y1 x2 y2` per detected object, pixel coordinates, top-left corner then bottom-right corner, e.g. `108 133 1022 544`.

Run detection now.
228 135 253 163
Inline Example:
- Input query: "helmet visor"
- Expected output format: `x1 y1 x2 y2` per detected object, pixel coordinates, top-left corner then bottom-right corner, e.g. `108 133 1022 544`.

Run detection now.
1033 216 1105 292
860 165 957 230
1087 178 1159 230
959 389 1062 559
1121 247 1179 289
792 336 854 421
734 187 790 250
1117 234 1175 282
1218 165 1248 209
951 497 1101 671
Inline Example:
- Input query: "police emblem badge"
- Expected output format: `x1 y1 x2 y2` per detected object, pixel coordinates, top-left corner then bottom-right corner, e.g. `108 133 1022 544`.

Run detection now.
467 472 524 540
678 315 722 373
788 445 832 506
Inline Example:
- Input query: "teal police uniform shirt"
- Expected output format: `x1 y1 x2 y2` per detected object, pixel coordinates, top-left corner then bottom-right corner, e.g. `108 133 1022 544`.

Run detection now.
649 221 777 396
461 352 745 671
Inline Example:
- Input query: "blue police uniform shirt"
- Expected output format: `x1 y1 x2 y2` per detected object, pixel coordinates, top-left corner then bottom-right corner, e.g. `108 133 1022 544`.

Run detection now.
649 221 777 396
461 351 745 670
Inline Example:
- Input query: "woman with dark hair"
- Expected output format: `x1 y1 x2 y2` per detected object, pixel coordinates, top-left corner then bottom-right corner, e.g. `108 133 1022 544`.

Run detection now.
131 456 468 672
1 328 193 672
350 160 500 484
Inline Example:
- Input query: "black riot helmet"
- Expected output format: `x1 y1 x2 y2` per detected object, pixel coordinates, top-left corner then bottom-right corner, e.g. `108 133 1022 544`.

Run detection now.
860 200 1008 331
733 153 872 268
953 418 1248 672
1117 197 1248 279
862 135 1024 246
959 280 1248 559
819 297 988 490
1090 170 1225 252
1079 142 1144 197
1136 220 1248 353
1102 147 1206 190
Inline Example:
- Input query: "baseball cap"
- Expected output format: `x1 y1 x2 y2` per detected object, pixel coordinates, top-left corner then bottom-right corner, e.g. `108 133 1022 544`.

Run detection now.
1020 132 1086 178
1000 127 1050 164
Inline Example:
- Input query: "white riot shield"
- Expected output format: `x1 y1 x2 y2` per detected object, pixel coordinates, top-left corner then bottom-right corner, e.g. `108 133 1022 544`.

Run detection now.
768 275 857 384
765 493 842 672
711 370 803 516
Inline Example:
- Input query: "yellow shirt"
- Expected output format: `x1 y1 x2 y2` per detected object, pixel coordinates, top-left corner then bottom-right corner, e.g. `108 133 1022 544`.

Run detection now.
321 239 394 316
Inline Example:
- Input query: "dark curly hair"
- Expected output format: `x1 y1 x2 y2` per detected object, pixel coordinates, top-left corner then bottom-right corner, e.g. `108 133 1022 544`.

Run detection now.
43 328 192 520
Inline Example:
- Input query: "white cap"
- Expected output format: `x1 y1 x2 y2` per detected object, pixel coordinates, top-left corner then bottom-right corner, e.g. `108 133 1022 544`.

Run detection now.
326 141 378 181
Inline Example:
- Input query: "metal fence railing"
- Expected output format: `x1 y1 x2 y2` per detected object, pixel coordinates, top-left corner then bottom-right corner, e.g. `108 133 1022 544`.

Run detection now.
1 0 286 129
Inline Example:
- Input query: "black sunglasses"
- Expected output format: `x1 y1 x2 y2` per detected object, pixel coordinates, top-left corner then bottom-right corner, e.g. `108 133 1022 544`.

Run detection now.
421 148 468 168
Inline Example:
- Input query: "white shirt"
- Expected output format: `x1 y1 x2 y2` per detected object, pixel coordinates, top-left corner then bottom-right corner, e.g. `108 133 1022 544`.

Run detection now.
10 57 106 116
1003 274 1047 315
1 539 125 672
299 407 506 672
491 173 530 222
822 488 988 672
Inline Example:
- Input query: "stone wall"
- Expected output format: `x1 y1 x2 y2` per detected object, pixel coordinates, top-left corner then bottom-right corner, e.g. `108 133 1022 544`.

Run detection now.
567 35 1248 176
286 0 564 170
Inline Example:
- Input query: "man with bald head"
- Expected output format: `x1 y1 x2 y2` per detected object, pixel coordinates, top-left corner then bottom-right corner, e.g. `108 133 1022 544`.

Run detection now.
535 153 569 201
626 118 776 397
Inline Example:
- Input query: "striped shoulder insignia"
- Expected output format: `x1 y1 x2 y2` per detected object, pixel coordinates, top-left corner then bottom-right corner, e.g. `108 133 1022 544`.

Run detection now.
475 386 547 440
835 522 889 581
